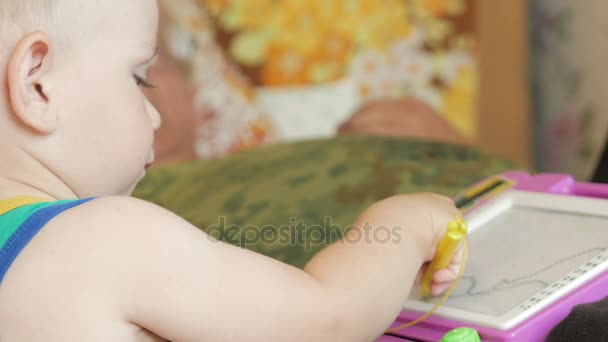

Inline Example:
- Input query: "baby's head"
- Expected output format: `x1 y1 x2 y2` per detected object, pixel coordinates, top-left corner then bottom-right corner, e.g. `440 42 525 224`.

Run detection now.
0 0 161 198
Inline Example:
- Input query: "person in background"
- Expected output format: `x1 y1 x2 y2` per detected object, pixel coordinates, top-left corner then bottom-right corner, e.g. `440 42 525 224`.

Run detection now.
148 0 473 165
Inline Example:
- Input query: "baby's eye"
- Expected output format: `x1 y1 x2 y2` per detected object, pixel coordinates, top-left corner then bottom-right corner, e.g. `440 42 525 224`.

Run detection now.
133 74 156 89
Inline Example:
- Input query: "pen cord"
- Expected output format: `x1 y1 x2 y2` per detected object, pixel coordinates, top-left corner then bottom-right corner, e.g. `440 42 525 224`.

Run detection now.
385 235 468 334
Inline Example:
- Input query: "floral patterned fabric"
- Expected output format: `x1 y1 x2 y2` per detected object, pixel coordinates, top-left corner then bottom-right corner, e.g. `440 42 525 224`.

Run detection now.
530 0 608 179
160 1 276 158
160 0 479 158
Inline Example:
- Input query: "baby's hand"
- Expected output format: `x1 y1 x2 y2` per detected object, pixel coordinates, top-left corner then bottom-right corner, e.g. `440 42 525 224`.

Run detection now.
409 194 465 297
417 242 464 297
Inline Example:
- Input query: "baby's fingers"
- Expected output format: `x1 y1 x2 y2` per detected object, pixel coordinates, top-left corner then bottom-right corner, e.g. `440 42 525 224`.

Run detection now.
430 282 453 297
431 261 464 296
433 265 460 284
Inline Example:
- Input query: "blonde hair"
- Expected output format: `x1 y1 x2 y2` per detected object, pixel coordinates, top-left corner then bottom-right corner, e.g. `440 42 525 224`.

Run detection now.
0 0 57 30
0 1 58 55
0 1 63 85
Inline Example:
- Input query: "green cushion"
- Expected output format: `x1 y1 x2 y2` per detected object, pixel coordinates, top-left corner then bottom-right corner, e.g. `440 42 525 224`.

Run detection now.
133 136 518 268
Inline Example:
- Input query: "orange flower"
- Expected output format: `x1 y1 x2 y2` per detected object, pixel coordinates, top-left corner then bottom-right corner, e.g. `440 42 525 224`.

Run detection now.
262 43 315 86
320 31 353 62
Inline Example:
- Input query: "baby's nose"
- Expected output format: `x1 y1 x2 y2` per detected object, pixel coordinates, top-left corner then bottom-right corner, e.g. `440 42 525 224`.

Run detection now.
145 98 161 130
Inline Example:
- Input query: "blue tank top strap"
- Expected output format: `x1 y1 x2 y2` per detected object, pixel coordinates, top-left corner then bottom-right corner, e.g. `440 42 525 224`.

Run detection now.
0 197 95 285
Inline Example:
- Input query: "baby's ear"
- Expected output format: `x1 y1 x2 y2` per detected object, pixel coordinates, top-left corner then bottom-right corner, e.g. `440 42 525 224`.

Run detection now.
7 32 55 134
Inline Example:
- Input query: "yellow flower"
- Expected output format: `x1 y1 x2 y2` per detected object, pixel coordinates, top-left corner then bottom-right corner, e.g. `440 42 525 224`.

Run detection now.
278 0 340 30
272 1 329 56
228 0 329 69
209 0 465 86
424 18 454 48
308 62 342 84
230 30 274 66
321 32 352 61
352 3 413 51
340 0 382 15
262 40 349 85
276 29 322 57
261 0 355 84
214 0 274 31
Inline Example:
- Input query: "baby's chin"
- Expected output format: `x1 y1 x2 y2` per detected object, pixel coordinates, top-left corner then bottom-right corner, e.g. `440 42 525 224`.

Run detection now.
135 169 148 187
122 183 139 197
119 170 148 197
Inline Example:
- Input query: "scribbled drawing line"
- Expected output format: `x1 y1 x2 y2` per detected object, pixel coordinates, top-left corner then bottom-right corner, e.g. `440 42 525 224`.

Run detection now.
449 247 607 299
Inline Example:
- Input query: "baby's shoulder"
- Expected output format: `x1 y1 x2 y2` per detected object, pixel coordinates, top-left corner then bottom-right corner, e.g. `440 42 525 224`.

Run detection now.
1 195 200 295
0 196 186 340
52 195 189 230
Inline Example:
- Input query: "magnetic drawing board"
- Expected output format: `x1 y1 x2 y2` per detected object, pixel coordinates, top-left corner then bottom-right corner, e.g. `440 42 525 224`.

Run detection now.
403 190 608 330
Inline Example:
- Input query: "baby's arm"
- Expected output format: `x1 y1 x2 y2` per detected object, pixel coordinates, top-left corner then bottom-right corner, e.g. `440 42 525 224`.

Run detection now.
82 194 458 342
302 193 459 340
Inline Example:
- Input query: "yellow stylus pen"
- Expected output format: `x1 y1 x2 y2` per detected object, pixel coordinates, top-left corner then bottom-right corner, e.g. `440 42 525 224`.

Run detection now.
420 214 468 298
